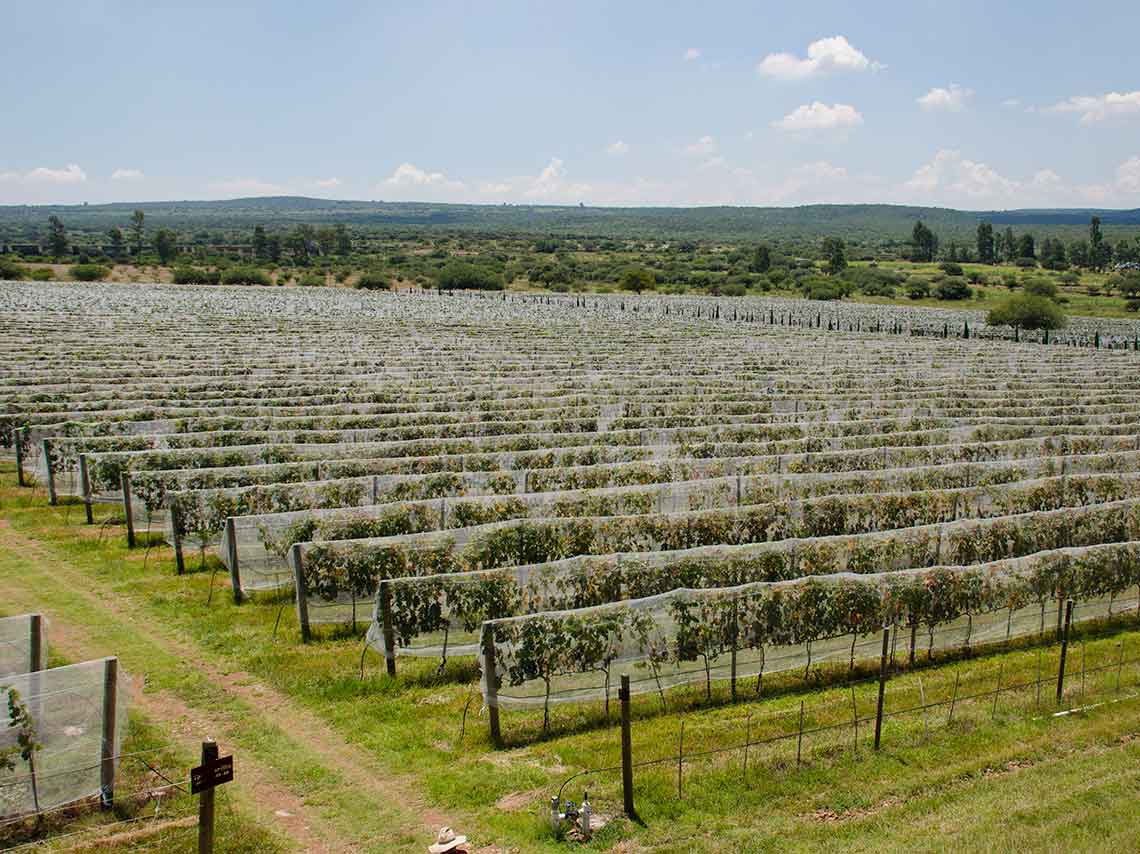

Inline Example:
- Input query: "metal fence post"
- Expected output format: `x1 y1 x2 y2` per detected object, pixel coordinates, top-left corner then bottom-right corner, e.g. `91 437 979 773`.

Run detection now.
874 626 890 750
1056 599 1074 704
41 439 57 506
170 501 186 575
198 739 218 854
15 427 26 487
28 614 44 673
379 579 397 676
620 674 636 819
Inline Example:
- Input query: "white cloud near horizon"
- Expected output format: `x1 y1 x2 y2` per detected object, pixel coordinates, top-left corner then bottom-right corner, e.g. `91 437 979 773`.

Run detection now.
110 168 144 181
1118 156 1140 193
0 163 87 185
903 149 1017 199
917 84 973 112
1046 91 1140 123
772 102 863 132
382 162 465 192
684 135 717 155
683 47 700 61
314 177 341 188
605 140 629 155
757 36 883 80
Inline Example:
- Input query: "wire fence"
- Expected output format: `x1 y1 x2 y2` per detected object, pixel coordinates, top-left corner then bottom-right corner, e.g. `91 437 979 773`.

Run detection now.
553 610 1138 825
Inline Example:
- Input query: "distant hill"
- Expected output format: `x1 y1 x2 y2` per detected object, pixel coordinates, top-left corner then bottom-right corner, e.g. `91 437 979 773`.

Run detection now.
2 197 1138 245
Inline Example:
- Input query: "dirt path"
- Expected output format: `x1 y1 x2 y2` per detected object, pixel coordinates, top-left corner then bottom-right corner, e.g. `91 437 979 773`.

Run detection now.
0 516 454 851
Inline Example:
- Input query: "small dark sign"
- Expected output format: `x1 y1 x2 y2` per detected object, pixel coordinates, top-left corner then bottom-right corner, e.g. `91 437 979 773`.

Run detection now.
190 755 234 795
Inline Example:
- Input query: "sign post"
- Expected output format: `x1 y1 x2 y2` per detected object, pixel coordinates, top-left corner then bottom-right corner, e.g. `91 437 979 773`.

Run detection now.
192 740 233 854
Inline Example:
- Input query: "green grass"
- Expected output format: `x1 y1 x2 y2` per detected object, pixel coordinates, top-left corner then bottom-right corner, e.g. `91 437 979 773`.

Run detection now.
4 466 1140 851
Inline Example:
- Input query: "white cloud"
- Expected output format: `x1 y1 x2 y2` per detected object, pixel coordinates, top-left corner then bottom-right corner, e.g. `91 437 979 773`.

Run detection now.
699 156 727 170
110 168 144 181
478 182 513 195
772 102 863 132
684 135 716 155
1046 91 1140 124
757 35 883 80
605 140 629 156
1031 168 1063 189
0 163 87 185
903 149 1017 199
683 47 700 61
1001 98 1021 108
382 162 464 191
314 177 341 189
211 177 287 196
917 84 973 112
1118 157 1140 193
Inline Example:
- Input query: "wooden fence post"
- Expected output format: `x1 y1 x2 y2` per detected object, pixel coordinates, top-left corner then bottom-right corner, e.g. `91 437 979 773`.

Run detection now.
41 439 57 505
197 739 218 854
620 674 636 819
481 623 502 747
224 517 242 605
291 544 310 643
874 626 890 750
28 614 44 673
78 453 94 524
15 427 26 487
170 501 186 575
379 580 397 676
100 657 119 809
1056 599 1074 705
120 472 136 548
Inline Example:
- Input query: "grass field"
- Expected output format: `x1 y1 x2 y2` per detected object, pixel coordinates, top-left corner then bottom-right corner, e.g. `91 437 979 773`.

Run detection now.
4 464 1140 852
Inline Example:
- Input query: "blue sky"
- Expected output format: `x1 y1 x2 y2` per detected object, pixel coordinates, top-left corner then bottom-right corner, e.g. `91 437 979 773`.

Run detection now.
3 0 1139 208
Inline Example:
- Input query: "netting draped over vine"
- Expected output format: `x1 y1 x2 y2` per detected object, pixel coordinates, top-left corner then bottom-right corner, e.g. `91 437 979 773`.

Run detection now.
476 542 1140 709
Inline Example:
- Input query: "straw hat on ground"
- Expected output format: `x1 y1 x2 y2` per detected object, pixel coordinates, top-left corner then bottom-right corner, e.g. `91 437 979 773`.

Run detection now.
428 827 468 854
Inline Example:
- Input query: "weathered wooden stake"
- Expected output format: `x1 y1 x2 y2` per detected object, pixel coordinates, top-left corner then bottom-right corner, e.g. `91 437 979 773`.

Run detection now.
796 700 805 767
1056 599 1074 705
874 626 890 750
619 675 636 819
120 472 136 548
28 613 44 673
100 657 119 809
225 517 242 604
482 623 502 748
15 427 26 487
41 439 57 505
78 453 94 524
379 580 397 676
198 739 218 854
170 502 186 575
291 543 310 642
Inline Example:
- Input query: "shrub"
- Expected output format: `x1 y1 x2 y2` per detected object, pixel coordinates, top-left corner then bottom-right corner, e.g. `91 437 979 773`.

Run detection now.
1014 257 1038 268
1125 299 1140 312
800 276 849 301
69 264 110 282
720 282 747 297
354 271 391 290
934 277 971 300
0 257 27 280
906 278 930 300
298 273 325 287
220 267 272 286
436 261 503 291
1023 278 1058 300
172 267 221 285
939 261 963 277
986 294 1067 330
29 268 54 281
619 266 656 293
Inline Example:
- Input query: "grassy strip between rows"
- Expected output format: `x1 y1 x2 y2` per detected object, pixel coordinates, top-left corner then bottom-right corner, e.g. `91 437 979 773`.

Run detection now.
3 463 1140 852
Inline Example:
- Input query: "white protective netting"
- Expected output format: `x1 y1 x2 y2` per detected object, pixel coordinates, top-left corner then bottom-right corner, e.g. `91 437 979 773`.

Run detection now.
366 496 1140 661
0 615 46 680
476 542 1140 709
0 658 130 820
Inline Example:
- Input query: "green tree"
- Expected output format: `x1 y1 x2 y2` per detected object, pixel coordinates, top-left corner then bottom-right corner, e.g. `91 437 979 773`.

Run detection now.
334 224 352 255
267 234 282 263
976 222 995 264
751 244 771 273
130 209 145 255
821 237 847 274
46 215 68 258
911 221 938 262
252 225 268 261
107 227 126 262
153 228 178 264
620 266 655 293
1016 233 1036 260
987 294 1067 330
